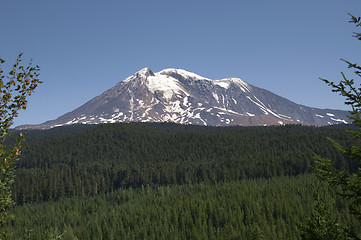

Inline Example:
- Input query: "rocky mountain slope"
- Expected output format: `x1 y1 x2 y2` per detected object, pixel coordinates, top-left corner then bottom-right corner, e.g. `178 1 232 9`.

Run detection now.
16 68 350 129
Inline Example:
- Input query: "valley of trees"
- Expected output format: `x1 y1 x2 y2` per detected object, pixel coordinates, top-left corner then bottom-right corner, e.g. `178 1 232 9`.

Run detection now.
11 123 357 204
6 174 360 240
2 123 360 239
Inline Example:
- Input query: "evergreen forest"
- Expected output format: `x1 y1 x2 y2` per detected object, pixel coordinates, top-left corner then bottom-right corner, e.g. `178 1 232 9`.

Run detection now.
5 123 361 239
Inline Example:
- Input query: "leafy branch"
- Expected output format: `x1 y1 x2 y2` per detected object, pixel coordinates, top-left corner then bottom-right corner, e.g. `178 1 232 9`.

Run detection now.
0 53 42 238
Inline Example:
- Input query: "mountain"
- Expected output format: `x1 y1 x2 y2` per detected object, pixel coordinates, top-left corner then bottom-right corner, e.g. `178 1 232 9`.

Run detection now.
16 68 350 130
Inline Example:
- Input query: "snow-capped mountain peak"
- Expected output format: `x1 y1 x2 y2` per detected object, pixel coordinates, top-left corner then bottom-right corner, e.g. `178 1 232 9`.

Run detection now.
16 68 350 130
137 67 154 77
158 68 211 81
146 70 188 100
122 67 154 84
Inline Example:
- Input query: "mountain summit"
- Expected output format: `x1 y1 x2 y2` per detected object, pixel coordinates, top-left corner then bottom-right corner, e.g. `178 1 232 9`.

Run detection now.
17 68 349 129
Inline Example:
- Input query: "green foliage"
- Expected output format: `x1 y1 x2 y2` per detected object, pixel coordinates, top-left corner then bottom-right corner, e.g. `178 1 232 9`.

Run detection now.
5 175 360 240
300 179 349 240
11 123 357 204
303 13 361 240
0 53 41 238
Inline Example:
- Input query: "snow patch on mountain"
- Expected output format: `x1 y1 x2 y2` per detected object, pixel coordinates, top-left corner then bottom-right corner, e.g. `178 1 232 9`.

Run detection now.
213 80 231 89
147 74 187 99
330 118 348 124
159 68 210 80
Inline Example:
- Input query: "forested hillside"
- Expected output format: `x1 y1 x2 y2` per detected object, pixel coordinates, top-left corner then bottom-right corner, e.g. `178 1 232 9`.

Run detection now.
12 123 357 204
3 123 360 239
6 175 360 239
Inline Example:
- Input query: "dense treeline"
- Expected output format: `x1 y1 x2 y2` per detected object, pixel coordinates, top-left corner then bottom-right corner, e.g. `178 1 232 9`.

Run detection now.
12 123 358 204
6 175 360 240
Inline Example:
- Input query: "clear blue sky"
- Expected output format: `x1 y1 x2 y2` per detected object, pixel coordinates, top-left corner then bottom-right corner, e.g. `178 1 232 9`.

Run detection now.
1 0 361 127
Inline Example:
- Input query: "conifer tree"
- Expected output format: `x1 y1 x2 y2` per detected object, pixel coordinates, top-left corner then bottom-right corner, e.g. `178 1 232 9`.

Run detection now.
303 13 361 240
300 180 348 240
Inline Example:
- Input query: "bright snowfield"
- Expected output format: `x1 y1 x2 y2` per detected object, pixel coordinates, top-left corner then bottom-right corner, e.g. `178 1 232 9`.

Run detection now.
147 68 252 98
125 68 252 97
147 70 191 100
16 67 350 130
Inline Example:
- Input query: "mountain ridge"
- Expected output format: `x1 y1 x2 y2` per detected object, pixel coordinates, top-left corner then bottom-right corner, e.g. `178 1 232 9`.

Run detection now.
16 68 350 130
